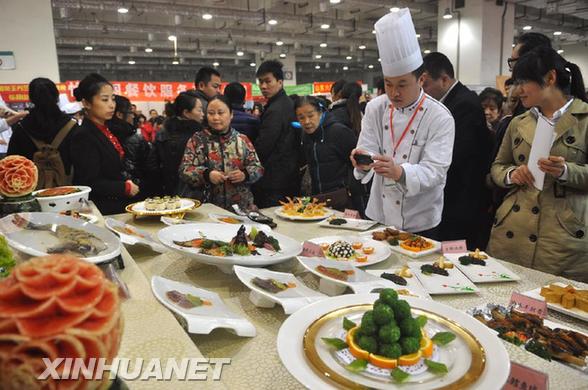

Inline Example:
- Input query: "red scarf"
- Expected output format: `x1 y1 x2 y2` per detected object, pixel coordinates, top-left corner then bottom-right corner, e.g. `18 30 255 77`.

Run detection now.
93 121 125 159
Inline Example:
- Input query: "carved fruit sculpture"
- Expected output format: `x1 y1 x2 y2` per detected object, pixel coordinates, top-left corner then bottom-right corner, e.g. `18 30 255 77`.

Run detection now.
0 155 38 198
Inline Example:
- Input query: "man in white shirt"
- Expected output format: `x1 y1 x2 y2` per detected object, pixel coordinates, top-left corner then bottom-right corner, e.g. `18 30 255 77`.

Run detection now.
350 9 455 238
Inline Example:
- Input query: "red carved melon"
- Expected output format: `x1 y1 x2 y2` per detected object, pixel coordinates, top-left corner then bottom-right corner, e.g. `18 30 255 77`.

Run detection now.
0 255 123 390
0 155 38 198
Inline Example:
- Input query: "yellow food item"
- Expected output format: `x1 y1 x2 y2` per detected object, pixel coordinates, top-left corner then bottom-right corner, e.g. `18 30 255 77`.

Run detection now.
398 350 422 366
279 197 327 217
356 255 368 263
352 242 363 250
562 293 576 309
220 217 240 224
539 284 588 312
396 265 413 278
468 248 488 260
399 236 434 252
320 243 330 251
433 256 453 269
420 336 433 358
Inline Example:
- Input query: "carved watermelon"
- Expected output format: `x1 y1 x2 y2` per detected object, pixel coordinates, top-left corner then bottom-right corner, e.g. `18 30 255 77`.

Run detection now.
0 155 38 198
0 255 123 390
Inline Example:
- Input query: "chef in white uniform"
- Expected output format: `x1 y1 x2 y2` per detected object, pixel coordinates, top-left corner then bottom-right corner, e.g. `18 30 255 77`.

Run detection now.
351 9 455 238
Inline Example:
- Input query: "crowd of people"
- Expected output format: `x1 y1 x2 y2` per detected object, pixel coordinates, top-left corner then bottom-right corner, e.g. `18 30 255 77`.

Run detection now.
1 28 586 283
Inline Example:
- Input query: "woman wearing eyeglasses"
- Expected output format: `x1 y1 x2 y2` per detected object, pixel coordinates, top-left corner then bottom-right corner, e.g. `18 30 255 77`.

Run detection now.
488 47 588 283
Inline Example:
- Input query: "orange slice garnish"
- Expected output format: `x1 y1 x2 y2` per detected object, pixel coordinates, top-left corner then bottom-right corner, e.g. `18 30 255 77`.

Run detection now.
398 350 422 366
369 354 398 369
346 327 370 360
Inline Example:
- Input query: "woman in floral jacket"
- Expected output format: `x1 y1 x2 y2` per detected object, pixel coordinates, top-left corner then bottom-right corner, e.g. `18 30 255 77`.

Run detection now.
179 95 263 210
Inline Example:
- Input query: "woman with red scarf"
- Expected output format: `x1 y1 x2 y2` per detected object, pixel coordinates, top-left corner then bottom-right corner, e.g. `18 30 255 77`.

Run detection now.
70 73 140 214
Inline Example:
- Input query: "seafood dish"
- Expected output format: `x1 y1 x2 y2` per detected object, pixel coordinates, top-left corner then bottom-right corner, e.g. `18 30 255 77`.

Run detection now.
400 236 434 252
219 216 241 224
35 186 81 197
59 210 94 222
540 284 588 312
315 265 355 281
166 290 211 309
11 214 106 257
174 225 280 257
113 225 145 239
251 277 296 294
278 196 328 217
145 196 182 211
471 304 588 368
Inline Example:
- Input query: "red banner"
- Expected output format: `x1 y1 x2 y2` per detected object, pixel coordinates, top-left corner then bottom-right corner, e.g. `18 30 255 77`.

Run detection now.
0 81 252 103
313 81 334 95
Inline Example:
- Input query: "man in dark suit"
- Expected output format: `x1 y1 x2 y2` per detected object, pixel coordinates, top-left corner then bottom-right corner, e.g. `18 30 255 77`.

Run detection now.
422 52 491 248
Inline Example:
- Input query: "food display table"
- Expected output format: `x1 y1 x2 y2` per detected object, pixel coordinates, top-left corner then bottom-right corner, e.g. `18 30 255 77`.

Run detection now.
108 203 587 389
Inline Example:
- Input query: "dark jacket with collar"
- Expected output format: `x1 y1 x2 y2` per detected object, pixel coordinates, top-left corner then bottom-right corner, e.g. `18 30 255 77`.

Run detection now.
193 89 210 113
70 119 131 215
301 113 357 194
230 105 260 142
329 100 352 130
146 117 202 195
107 117 151 189
437 81 492 245
253 89 300 192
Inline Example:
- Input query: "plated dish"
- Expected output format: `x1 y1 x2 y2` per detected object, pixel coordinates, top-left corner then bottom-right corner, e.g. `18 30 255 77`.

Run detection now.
305 235 392 267
365 266 430 299
105 218 167 253
443 250 520 283
0 212 120 264
408 261 479 295
58 210 98 224
277 293 510 389
318 216 378 232
523 282 588 322
32 185 91 212
364 227 441 258
126 198 199 217
144 196 182 211
275 197 334 221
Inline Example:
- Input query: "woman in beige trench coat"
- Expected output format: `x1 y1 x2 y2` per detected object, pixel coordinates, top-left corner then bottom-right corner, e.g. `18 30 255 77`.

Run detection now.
488 47 588 283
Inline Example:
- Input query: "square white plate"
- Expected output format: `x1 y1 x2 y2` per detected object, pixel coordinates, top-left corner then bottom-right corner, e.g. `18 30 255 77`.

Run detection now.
317 217 378 231
365 267 431 299
361 226 441 258
522 282 588 323
443 252 520 283
408 262 479 295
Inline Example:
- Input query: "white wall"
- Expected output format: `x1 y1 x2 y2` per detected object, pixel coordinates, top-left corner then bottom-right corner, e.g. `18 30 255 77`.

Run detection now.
561 43 588 83
0 0 60 83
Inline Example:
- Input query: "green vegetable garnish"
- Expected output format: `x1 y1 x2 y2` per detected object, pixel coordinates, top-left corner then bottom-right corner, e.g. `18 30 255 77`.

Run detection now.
431 332 456 346
345 359 368 373
233 244 251 256
416 315 428 328
186 294 204 307
249 227 259 240
343 317 356 331
0 236 15 278
321 337 348 350
425 359 448 375
525 340 552 361
391 368 410 383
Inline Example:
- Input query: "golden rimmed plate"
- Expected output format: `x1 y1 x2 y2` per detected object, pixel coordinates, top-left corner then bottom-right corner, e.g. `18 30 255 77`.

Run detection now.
277 294 510 389
125 198 200 218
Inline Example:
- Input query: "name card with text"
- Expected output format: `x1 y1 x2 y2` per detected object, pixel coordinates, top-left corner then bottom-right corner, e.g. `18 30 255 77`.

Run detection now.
502 361 548 390
509 292 547 319
301 241 325 258
441 240 467 254
343 209 361 219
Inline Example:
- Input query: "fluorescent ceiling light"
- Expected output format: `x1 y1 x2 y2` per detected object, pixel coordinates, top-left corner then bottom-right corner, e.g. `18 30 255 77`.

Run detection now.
343 66 348 70
236 51 244 56
416 33 421 38
168 35 177 41
329 0 341 4
276 40 284 46
368 64 374 69
358 45 366 50
315 65 321 69
84 46 93 51
557 49 564 54
250 62 256 67
321 24 330 29
424 49 431 54
213 61 220 66
202 13 213 20
279 53 286 58
117 7 128 14
144 47 153 53
523 25 532 31
315 54 322 59
443 8 453 19
128 60 135 64
390 7 400 13
320 42 328 48
553 31 562 36
268 19 278 25
346 56 352 60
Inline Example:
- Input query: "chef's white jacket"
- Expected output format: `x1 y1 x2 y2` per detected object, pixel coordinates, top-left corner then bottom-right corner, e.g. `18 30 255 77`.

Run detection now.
354 90 455 232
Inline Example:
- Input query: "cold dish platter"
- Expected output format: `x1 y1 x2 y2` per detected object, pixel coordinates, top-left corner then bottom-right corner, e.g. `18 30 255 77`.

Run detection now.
126 197 200 217
277 292 510 389
443 249 520 283
158 223 302 270
522 282 588 322
0 212 121 264
365 227 441 258
306 235 392 267
408 259 479 295
318 216 378 232
469 303 588 371
32 185 91 212
274 197 334 221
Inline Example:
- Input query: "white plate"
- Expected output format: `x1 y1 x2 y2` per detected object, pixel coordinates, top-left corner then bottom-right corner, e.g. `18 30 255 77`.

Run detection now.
444 252 520 283
522 282 588 322
298 257 429 299
274 206 334 221
127 198 197 216
208 213 268 230
105 218 167 253
361 226 441 258
151 276 255 337
32 186 92 212
318 217 378 231
233 266 327 314
0 212 121 264
277 294 510 390
365 267 431 299
160 216 199 226
305 235 391 267
59 211 99 224
408 262 479 295
157 223 302 272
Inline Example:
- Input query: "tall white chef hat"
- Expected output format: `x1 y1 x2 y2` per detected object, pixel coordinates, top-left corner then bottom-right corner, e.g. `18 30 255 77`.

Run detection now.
375 8 423 77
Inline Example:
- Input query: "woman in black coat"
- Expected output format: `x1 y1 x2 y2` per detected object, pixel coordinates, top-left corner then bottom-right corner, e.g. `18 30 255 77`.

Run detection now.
146 91 203 195
70 73 140 215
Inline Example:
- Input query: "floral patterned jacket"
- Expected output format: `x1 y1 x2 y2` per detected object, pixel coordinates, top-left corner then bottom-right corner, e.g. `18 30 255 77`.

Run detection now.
179 128 263 210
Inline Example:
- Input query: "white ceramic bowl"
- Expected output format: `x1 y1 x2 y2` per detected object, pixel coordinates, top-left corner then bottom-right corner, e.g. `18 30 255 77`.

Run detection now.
33 186 92 212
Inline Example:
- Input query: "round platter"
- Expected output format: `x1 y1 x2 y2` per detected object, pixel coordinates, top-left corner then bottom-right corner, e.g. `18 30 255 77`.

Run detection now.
274 206 334 221
125 198 200 217
305 235 392 267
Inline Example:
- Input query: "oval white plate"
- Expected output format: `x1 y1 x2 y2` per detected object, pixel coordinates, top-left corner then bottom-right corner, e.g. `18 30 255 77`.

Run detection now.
105 218 167 253
274 206 334 221
304 235 391 267
157 223 302 269
277 294 510 390
0 212 121 264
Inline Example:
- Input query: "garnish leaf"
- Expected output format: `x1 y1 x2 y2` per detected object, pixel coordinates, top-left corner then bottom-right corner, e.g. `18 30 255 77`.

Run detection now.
186 294 203 307
432 332 456 346
425 359 448 375
391 368 410 383
345 359 368 373
416 315 428 328
321 337 348 350
343 317 357 331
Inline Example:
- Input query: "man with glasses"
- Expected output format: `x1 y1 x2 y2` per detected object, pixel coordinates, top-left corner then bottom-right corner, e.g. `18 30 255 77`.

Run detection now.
507 32 552 72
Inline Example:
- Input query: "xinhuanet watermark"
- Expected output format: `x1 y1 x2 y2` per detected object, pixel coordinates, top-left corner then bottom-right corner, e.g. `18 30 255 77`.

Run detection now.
38 357 231 381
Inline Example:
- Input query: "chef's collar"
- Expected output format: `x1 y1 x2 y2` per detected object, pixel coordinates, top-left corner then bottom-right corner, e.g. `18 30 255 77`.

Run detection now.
530 98 574 124
392 88 424 114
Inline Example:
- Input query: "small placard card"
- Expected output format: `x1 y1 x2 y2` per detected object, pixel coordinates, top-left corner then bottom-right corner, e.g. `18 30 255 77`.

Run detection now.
441 240 467 254
301 241 325 258
502 361 548 390
509 292 547 319
343 209 361 219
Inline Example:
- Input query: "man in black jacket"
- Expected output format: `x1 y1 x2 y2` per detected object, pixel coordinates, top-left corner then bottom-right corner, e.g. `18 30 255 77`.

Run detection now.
422 52 491 248
253 60 300 207
193 66 222 113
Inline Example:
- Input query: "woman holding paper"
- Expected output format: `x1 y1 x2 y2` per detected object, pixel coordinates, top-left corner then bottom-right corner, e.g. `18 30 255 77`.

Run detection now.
488 47 588 283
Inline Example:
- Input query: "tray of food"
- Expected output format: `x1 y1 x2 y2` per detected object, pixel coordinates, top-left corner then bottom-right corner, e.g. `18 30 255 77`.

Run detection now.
126 196 200 217
443 249 520 283
305 235 392 267
32 185 91 212
522 282 588 322
274 197 334 221
362 227 441 258
469 303 588 371
408 258 479 295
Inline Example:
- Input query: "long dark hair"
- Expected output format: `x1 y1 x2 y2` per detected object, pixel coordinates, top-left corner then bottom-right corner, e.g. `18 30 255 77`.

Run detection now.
28 78 63 126
513 47 587 103
340 82 363 135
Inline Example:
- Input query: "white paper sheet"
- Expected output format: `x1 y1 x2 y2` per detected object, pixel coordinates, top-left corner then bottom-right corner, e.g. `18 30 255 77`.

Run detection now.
528 115 555 190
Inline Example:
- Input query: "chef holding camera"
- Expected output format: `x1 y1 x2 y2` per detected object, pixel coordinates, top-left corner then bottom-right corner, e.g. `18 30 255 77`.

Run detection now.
350 9 455 239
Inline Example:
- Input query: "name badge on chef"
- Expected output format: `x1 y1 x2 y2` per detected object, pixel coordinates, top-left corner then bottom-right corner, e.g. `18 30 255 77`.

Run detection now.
344 209 361 219
509 292 547 319
502 361 548 390
301 241 325 258
441 240 467 254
